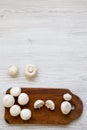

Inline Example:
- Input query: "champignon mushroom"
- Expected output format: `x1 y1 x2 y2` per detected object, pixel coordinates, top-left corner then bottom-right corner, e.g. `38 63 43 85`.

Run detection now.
10 87 21 97
3 94 15 108
10 104 21 117
61 101 72 115
45 100 55 110
24 64 37 78
20 109 32 120
18 93 29 105
8 65 18 77
34 100 44 109
63 93 72 101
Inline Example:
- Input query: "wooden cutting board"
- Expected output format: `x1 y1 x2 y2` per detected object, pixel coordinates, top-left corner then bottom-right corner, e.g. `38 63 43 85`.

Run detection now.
4 88 83 124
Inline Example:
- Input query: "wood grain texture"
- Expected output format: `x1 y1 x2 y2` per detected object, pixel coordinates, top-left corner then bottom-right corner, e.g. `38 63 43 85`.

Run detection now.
5 88 83 124
0 0 87 129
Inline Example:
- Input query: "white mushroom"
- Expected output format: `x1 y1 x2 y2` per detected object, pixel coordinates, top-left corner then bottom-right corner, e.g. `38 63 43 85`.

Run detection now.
45 100 55 110
63 93 72 101
61 101 71 115
18 93 29 105
20 109 32 120
24 64 37 78
3 94 15 108
8 65 18 77
10 87 21 97
34 100 44 109
10 105 21 117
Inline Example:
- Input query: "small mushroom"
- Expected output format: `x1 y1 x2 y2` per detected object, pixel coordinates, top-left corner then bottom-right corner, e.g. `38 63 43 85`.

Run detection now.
8 65 18 77
24 64 37 78
10 104 21 117
20 109 32 120
63 93 72 101
45 100 55 110
3 94 15 108
61 101 71 115
10 87 21 97
18 93 29 105
34 100 44 109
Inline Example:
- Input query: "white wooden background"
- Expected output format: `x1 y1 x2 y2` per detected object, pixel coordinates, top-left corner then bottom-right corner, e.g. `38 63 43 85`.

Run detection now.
0 0 87 129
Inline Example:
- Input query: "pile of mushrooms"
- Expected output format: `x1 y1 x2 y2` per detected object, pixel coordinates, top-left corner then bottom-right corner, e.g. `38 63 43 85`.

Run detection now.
3 87 31 120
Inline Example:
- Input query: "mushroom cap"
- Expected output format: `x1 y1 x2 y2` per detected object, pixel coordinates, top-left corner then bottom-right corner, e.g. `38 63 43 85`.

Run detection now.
8 65 18 77
63 93 72 101
3 94 15 108
45 100 55 110
20 109 31 120
34 99 44 109
10 87 21 97
18 93 29 105
24 64 37 78
10 104 21 117
61 101 71 115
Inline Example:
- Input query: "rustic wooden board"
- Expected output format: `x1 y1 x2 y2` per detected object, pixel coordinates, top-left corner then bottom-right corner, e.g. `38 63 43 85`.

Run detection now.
4 88 83 125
